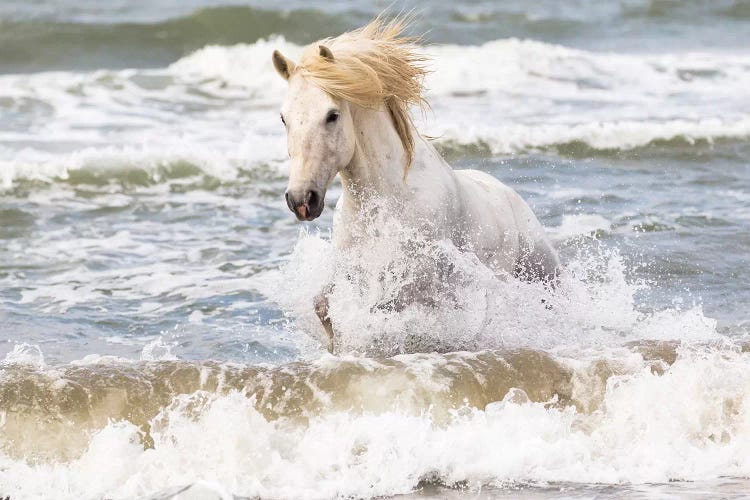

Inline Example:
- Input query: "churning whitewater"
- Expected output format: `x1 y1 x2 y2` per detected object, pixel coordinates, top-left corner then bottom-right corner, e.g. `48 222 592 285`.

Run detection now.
3 37 750 190
2 2 750 499
3 340 750 498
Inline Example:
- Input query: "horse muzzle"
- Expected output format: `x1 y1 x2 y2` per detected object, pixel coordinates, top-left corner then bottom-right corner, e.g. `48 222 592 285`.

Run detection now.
285 188 325 221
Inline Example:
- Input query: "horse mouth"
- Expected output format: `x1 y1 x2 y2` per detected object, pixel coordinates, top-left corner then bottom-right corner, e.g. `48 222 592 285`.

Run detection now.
294 205 324 221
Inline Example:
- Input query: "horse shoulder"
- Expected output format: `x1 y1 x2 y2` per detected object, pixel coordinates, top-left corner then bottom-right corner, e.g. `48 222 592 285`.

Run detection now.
453 169 519 224
402 145 463 225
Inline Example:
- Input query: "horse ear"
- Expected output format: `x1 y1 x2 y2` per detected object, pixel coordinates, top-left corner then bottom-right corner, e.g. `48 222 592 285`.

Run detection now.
318 45 334 61
272 50 296 80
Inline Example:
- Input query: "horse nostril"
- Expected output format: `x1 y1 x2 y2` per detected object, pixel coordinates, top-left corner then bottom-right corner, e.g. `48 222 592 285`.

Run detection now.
306 190 318 209
285 191 294 211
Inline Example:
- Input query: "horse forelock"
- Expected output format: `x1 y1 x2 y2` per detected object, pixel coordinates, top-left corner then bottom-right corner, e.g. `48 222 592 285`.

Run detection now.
294 16 429 175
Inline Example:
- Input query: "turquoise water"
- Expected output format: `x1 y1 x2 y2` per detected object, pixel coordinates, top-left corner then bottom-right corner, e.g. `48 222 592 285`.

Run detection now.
1 2 750 499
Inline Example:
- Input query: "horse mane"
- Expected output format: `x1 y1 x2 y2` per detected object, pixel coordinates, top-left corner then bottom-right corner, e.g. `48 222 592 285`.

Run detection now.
296 16 429 176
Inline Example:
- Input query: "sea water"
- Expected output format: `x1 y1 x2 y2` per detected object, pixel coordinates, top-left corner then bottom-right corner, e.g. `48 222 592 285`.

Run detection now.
1 1 750 498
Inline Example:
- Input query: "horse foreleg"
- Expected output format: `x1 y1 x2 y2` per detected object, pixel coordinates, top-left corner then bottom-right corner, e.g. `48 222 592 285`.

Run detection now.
314 287 334 353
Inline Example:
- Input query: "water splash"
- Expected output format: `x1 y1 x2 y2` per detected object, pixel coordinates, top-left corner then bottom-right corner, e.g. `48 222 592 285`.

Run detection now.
265 210 718 356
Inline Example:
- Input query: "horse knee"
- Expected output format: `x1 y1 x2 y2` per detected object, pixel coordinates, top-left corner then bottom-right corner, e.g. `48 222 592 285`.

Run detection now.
314 292 329 321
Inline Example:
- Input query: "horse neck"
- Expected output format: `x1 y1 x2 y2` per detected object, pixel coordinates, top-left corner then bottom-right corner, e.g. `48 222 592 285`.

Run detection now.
339 104 412 205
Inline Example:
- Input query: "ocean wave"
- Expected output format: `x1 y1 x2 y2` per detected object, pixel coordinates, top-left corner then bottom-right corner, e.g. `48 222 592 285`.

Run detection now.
133 38 750 157
0 6 354 73
3 128 748 192
1 342 749 498
622 0 750 19
173 37 750 101
1 1 747 74
549 214 613 240
433 117 750 156
2 37 750 190
2 117 748 192
0 143 287 192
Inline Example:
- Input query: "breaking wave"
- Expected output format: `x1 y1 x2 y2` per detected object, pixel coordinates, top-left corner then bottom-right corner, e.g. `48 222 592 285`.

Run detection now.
2 187 746 499
2 342 750 499
2 37 750 190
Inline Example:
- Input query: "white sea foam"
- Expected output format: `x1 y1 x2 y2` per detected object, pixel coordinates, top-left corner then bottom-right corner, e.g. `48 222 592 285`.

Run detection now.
172 37 750 105
2 38 750 188
0 214 740 499
2 347 750 499
551 214 612 240
0 140 285 190
140 337 179 361
168 37 303 102
433 116 750 155
1 343 46 369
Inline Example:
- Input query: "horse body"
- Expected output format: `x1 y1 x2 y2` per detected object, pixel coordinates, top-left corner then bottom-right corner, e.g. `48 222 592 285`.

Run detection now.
334 104 559 281
272 18 560 350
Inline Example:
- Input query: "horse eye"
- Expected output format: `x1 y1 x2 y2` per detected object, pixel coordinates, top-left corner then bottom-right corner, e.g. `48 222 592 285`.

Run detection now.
280 113 286 126
326 110 339 124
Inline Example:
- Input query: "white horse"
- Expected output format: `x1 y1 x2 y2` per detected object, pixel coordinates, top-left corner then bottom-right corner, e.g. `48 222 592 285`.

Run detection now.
272 18 560 352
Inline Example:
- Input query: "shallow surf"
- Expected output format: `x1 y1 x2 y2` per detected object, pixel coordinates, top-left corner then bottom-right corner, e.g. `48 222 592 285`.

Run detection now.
2 1 750 498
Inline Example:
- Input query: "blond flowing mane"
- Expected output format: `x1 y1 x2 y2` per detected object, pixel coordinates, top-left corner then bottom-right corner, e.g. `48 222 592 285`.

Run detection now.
295 17 428 174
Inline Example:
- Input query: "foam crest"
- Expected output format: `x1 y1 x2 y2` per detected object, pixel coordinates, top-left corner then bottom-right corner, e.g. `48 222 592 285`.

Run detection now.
0 350 590 461
140 337 179 361
171 37 750 104
168 37 302 101
550 214 612 240
2 347 750 499
426 39 750 97
433 117 750 155
2 37 750 190
0 141 284 191
1 343 45 369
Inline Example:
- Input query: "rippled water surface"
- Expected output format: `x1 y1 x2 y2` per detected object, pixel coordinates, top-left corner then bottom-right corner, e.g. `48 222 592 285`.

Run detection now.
1 1 750 499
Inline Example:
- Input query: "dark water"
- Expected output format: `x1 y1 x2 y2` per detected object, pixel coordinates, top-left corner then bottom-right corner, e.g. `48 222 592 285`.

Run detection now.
2 1 750 72
1 1 750 499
